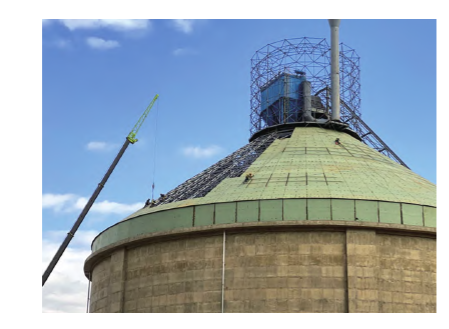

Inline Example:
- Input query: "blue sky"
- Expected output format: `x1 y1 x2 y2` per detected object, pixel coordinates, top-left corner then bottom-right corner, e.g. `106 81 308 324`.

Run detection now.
41 19 436 312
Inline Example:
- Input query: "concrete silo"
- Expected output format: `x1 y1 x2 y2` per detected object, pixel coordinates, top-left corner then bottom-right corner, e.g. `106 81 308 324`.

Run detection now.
84 21 436 313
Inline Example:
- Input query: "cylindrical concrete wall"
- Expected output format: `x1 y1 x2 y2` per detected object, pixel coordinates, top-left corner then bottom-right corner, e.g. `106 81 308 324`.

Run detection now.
86 223 436 313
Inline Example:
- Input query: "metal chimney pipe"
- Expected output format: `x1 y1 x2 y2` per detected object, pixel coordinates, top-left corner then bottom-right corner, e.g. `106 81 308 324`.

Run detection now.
302 81 315 121
329 19 341 121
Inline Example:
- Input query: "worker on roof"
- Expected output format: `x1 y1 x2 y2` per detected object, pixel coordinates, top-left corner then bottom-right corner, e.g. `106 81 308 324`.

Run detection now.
244 173 254 183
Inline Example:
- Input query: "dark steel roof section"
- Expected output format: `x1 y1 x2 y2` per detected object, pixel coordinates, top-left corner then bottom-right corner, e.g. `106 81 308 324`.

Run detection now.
150 131 286 208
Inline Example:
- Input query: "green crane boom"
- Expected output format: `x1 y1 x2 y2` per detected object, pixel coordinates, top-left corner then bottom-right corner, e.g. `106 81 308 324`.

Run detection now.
127 94 159 144
42 94 159 287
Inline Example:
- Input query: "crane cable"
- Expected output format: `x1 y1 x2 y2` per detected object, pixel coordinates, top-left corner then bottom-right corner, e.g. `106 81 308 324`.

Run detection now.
151 97 159 201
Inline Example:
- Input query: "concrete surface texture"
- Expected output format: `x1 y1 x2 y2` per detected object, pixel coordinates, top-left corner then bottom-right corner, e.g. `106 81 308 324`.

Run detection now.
88 229 435 313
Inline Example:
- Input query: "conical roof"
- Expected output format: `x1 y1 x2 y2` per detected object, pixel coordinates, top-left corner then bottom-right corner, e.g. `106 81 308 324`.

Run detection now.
90 126 435 252
204 127 434 206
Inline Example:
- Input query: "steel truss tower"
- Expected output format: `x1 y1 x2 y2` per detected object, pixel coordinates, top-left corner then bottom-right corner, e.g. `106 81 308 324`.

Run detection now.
250 38 408 168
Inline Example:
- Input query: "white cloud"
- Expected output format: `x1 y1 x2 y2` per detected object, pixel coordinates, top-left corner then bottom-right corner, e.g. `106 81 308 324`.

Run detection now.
90 200 143 214
86 37 120 50
86 141 117 151
173 47 198 56
42 193 76 211
42 193 142 215
44 230 99 248
172 19 195 34
59 19 150 31
42 230 95 313
182 145 224 159
73 196 89 211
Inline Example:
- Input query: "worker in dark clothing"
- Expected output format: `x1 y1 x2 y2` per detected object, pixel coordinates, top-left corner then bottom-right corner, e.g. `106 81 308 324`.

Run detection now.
145 199 151 207
335 138 341 145
244 173 254 183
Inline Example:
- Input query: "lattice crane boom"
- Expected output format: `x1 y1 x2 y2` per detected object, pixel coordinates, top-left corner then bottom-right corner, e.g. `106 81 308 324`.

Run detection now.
127 94 159 144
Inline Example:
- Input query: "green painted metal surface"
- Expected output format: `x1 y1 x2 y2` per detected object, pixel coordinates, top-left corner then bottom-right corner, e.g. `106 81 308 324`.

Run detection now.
402 203 424 226
215 202 236 224
379 202 401 224
424 206 436 228
194 204 215 226
90 127 436 252
260 200 283 222
126 127 434 219
134 207 192 234
237 201 259 223
205 127 435 206
91 199 435 252
355 200 378 223
332 199 355 221
283 199 307 221
308 199 331 220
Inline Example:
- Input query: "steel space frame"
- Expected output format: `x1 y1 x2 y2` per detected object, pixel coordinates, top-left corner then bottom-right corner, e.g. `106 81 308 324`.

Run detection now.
250 37 408 168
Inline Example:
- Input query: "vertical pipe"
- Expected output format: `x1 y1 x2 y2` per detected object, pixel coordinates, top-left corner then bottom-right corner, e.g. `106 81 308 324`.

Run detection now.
221 230 226 313
86 272 91 313
302 81 314 121
329 19 341 121
344 230 349 313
